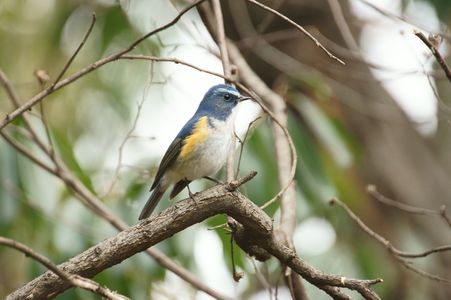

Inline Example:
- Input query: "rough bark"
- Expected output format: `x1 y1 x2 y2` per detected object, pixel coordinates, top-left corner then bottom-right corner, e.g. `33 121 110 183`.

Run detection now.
7 180 380 300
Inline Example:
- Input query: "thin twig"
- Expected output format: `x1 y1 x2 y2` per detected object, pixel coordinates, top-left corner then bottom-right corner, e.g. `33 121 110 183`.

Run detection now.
330 197 451 284
52 12 97 87
226 170 258 191
246 0 345 65
395 256 451 284
0 131 57 175
101 86 147 198
0 69 21 105
414 30 451 82
397 245 451 259
230 235 244 282
235 117 261 177
0 236 129 300
121 54 227 79
367 185 451 228
0 68 52 154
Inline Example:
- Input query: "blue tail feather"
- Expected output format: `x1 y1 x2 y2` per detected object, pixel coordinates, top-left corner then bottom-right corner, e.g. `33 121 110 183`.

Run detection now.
139 182 166 220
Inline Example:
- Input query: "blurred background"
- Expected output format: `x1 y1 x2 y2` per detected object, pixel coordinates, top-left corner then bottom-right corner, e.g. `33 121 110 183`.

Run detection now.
1 0 451 299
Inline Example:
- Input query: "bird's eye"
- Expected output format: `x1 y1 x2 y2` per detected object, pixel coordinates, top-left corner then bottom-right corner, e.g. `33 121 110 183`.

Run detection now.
224 93 231 101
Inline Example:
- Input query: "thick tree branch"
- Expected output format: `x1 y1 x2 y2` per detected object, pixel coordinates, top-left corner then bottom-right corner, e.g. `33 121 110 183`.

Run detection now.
7 181 381 300
6 181 270 300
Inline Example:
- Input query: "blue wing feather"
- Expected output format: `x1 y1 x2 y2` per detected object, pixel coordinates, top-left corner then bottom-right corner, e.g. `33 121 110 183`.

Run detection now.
150 115 202 190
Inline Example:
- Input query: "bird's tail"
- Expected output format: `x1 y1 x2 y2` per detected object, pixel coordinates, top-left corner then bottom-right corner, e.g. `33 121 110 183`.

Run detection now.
139 182 166 220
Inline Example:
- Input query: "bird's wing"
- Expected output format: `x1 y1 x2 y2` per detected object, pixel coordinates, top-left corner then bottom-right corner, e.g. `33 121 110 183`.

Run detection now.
150 115 208 191
150 137 182 191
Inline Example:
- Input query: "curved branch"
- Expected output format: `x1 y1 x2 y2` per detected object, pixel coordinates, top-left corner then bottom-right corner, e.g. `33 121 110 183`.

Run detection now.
246 0 345 65
7 180 381 300
367 185 451 228
330 197 451 284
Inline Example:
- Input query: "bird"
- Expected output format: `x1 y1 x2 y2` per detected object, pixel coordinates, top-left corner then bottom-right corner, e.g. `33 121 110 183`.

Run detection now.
139 84 250 220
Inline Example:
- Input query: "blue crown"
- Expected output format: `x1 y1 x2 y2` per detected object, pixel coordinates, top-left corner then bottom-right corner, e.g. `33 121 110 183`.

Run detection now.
196 84 241 121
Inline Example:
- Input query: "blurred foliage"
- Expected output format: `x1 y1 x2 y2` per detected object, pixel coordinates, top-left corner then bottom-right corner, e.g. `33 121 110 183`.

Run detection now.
0 0 449 300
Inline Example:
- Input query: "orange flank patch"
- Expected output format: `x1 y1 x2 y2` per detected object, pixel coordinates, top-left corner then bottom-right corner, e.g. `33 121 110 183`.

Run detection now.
180 116 209 159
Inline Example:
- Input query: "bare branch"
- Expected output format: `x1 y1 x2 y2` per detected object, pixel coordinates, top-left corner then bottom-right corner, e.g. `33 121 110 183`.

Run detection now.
0 68 52 154
329 198 451 284
121 54 227 79
0 69 21 105
0 131 57 175
0 236 129 300
0 55 245 300
7 183 381 300
101 90 147 198
246 0 345 65
226 170 258 191
317 285 352 300
367 185 451 228
52 12 97 86
235 117 261 177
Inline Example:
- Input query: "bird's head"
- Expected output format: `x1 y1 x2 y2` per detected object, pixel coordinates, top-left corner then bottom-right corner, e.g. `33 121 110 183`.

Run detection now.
197 84 250 121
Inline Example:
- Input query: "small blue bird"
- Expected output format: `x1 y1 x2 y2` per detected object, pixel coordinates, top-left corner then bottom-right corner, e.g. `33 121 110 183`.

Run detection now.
139 84 250 219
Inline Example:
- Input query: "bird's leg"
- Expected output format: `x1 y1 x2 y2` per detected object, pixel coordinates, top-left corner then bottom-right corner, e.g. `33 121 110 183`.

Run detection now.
187 184 195 198
204 176 224 184
186 183 199 208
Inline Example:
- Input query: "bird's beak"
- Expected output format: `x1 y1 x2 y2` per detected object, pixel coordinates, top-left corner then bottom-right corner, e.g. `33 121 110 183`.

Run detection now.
239 96 251 102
